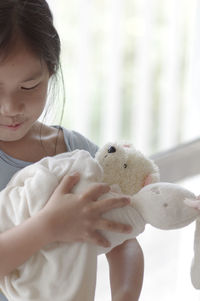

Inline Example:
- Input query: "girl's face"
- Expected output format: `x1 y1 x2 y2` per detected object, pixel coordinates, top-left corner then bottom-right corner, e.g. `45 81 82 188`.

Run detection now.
0 40 50 142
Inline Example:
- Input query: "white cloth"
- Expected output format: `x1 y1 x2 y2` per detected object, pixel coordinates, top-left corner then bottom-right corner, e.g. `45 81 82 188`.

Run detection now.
0 150 145 301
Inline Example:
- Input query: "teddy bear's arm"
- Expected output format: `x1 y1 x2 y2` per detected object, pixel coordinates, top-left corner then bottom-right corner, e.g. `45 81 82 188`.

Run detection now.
191 218 200 289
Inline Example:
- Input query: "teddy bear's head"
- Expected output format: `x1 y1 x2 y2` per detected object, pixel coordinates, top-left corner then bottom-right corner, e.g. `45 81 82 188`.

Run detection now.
95 143 160 195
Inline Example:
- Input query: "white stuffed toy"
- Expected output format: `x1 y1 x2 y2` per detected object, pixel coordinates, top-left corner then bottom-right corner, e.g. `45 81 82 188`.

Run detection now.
97 143 200 290
0 143 199 301
95 143 159 194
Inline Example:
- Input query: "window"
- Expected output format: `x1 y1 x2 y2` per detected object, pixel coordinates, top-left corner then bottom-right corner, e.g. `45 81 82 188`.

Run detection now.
47 1 200 300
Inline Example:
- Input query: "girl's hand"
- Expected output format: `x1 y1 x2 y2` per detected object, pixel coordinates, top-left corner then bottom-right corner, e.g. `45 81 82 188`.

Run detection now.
41 173 132 247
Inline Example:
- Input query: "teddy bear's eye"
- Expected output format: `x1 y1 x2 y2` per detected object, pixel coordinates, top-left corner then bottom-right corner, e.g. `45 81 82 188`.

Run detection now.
124 163 127 168
108 146 116 153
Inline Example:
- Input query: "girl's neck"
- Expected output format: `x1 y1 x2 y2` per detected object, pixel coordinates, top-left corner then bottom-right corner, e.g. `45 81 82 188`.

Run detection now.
0 122 67 162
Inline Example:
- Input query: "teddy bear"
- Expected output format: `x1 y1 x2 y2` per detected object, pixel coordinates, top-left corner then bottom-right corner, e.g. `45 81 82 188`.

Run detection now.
0 143 199 301
97 143 200 291
95 142 160 195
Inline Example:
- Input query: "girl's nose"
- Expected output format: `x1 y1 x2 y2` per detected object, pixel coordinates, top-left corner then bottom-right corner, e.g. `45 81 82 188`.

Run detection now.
0 97 24 116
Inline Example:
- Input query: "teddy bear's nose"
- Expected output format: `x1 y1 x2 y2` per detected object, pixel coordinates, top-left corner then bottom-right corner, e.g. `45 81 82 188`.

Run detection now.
108 146 116 153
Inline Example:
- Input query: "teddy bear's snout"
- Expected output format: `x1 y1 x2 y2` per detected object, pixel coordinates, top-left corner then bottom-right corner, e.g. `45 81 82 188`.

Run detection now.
108 146 116 153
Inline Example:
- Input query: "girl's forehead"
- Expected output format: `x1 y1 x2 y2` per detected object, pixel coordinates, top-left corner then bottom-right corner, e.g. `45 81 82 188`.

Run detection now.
0 41 39 66
0 41 48 82
0 54 42 82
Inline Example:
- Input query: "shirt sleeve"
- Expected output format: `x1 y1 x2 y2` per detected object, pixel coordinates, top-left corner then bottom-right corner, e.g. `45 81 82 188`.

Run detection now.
62 128 99 158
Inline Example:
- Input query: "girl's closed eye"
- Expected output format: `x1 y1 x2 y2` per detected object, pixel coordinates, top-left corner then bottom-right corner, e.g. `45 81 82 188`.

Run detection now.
21 83 41 91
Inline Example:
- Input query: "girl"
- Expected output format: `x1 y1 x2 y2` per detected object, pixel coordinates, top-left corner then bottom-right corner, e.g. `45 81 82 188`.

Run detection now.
0 1 144 300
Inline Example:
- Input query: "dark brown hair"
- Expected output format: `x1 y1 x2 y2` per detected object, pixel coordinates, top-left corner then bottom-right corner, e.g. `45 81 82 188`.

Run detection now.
0 0 65 153
0 0 61 75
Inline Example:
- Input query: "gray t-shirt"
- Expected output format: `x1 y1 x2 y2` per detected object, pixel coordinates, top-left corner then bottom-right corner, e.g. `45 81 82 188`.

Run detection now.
0 127 98 301
0 127 98 191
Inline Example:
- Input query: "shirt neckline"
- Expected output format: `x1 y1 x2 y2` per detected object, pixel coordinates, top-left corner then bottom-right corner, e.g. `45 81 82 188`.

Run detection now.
0 126 70 169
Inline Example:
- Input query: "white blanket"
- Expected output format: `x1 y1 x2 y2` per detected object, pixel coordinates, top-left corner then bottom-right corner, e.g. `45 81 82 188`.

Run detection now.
0 150 145 301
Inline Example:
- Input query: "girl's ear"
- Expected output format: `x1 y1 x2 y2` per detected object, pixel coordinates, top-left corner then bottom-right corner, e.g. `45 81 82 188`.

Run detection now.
143 174 152 186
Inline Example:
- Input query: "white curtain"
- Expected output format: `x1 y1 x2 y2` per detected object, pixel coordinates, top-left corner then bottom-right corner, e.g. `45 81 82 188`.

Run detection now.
47 1 200 300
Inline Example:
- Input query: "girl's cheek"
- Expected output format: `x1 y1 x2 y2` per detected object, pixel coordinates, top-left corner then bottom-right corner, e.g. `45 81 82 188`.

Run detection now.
20 83 48 104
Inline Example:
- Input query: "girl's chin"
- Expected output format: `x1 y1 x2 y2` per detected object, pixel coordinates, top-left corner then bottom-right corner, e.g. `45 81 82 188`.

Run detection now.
0 135 25 142
0 128 29 142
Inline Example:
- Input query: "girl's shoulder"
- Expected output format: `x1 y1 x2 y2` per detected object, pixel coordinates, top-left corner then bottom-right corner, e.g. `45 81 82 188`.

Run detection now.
59 127 99 158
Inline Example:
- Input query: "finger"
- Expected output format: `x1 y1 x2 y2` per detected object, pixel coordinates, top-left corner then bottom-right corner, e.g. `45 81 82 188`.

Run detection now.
81 183 110 202
95 197 131 213
96 218 133 234
87 231 111 248
57 173 80 194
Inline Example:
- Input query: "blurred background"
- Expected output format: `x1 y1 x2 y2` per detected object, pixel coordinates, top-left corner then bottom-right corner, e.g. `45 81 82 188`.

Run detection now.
47 1 200 300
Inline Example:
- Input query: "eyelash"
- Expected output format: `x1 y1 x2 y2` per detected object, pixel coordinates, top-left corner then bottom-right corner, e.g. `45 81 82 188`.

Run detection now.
21 83 40 91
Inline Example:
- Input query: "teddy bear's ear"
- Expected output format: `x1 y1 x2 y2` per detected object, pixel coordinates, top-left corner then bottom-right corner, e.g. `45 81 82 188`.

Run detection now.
143 174 153 187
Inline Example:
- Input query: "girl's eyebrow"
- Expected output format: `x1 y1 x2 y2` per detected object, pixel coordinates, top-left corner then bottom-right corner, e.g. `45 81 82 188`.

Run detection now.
22 71 43 83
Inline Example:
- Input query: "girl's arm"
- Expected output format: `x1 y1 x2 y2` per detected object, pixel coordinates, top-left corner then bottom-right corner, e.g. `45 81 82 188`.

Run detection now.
106 239 144 301
0 209 52 279
0 173 132 279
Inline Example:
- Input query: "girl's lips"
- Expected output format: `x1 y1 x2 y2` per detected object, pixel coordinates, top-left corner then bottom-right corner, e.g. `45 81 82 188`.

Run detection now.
0 122 24 129
7 124 20 127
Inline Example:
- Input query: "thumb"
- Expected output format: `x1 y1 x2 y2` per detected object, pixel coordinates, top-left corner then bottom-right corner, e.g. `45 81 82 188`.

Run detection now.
56 172 80 194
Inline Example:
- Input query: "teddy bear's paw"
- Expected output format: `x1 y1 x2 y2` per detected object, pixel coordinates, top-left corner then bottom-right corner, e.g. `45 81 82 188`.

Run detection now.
184 198 200 209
